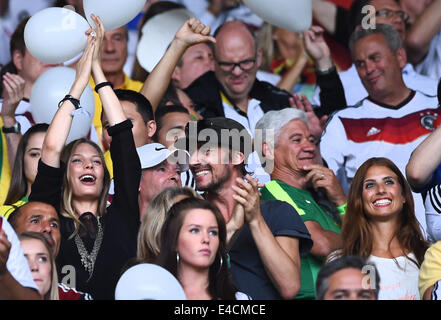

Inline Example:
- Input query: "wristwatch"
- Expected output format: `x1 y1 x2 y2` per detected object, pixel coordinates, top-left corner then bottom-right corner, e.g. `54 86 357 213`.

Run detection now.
2 121 21 134
316 65 336 76
58 94 80 109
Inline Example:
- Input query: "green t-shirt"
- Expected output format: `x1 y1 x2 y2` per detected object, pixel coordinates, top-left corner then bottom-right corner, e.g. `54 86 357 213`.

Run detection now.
260 180 341 300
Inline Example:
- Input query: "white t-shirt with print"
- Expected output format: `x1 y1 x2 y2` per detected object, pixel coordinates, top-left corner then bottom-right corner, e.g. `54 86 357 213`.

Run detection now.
369 254 420 300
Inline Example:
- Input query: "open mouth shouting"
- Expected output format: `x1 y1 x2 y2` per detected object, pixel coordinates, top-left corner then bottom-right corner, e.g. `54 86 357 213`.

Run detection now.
79 174 97 185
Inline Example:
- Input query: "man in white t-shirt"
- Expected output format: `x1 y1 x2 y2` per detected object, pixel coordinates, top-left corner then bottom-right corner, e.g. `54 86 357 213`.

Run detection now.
320 24 439 235
0 216 40 299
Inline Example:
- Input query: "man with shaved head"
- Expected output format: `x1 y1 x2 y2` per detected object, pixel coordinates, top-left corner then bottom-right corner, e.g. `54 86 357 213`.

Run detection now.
184 20 293 184
185 20 292 135
8 201 93 299
8 201 60 256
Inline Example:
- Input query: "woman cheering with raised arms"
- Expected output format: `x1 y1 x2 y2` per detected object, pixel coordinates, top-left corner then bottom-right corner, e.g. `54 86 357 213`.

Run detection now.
29 16 141 299
29 14 218 300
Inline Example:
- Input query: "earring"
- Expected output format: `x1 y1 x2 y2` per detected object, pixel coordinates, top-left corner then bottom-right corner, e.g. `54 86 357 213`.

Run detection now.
216 255 224 276
176 252 180 264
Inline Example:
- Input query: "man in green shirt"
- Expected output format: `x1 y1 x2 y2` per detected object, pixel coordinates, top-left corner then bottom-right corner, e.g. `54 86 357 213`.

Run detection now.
256 107 346 299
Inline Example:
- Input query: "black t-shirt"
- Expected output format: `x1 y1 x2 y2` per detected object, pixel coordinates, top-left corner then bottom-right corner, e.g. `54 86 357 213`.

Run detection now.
30 120 141 300
228 200 313 300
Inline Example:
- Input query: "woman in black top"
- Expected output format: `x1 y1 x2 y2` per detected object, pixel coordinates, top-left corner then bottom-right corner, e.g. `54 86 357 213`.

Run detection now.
29 16 140 299
29 15 218 299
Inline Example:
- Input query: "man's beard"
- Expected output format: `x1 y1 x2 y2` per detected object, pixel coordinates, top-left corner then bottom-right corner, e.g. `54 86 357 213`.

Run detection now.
195 165 233 193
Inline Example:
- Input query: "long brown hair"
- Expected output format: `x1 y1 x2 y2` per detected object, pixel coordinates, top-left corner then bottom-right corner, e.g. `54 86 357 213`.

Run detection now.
341 157 428 266
155 197 237 300
5 123 49 205
137 187 202 263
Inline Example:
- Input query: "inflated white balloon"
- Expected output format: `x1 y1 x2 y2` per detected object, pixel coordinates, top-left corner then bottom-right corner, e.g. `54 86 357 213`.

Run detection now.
137 8 195 73
243 0 312 32
115 264 187 300
24 7 90 64
84 0 147 30
30 67 95 144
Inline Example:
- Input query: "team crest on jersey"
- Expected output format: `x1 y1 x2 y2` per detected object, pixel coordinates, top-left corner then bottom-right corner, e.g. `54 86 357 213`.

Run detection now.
420 111 439 131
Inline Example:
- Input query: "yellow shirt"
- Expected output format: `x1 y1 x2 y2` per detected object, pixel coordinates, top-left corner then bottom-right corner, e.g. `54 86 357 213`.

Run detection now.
89 73 143 149
0 117 12 205
104 149 113 180
0 197 28 219
419 241 441 298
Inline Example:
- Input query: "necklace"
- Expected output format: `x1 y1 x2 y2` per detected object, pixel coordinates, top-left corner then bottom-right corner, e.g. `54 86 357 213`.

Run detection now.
74 216 104 281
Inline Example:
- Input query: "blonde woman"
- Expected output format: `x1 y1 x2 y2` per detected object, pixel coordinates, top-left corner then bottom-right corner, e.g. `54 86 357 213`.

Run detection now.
28 16 140 299
29 15 216 299
19 232 59 300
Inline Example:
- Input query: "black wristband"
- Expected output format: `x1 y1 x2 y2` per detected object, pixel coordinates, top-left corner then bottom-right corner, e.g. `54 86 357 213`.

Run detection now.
95 81 114 93
2 122 21 134
58 95 80 109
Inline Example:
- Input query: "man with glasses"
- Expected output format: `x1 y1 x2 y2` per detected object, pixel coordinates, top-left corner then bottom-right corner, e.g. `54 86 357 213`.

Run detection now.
184 20 294 185
184 20 293 135
311 0 438 106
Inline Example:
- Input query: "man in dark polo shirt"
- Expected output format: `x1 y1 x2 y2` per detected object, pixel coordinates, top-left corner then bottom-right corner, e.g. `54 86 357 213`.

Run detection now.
176 117 312 299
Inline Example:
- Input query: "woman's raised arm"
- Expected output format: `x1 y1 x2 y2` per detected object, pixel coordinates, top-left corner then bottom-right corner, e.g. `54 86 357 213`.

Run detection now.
41 34 96 168
90 14 126 126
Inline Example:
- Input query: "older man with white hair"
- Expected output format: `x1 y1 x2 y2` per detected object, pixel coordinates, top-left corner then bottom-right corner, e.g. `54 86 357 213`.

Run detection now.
256 107 345 300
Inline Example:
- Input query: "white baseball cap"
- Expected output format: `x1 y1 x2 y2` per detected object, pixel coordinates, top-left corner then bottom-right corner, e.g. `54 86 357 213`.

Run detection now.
136 143 190 172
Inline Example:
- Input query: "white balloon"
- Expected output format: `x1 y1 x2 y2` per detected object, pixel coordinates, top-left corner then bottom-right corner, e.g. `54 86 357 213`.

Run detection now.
115 264 187 300
136 8 195 73
30 67 95 144
242 0 312 32
24 7 90 64
84 0 147 30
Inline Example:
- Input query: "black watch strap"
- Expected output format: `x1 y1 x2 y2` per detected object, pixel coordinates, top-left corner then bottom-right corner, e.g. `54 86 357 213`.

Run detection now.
2 122 21 134
58 95 80 109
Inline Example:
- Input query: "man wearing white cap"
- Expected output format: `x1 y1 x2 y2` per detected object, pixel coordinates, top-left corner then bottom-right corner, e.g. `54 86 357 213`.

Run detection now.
136 142 190 219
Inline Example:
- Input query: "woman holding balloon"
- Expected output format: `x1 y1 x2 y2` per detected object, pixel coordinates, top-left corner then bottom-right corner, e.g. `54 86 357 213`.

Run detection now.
29 15 215 299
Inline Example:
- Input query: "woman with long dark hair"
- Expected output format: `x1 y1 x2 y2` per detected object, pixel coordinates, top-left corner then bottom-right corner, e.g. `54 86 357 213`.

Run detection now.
337 157 428 299
137 187 202 263
0 123 48 219
156 197 250 300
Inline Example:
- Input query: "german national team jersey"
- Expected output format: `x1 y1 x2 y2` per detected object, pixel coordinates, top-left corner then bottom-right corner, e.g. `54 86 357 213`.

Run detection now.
320 90 439 234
